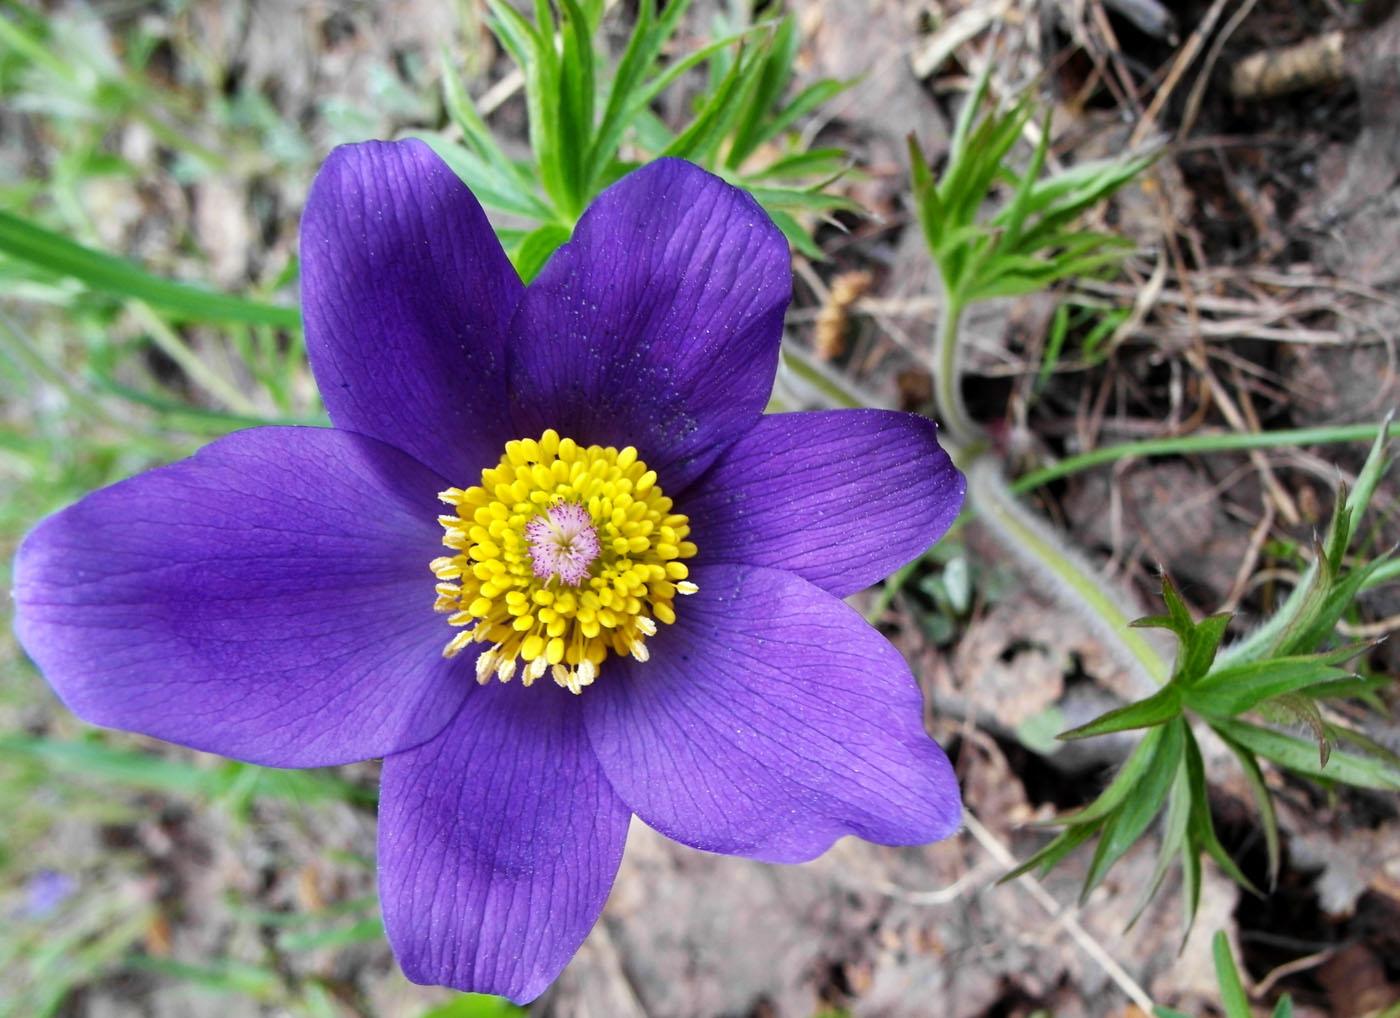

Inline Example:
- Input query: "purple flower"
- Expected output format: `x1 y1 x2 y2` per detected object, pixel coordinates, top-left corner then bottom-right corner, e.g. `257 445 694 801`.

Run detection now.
24 869 75 919
13 141 965 1002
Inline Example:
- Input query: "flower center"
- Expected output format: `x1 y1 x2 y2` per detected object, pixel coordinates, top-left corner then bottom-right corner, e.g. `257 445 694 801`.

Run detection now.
431 429 698 694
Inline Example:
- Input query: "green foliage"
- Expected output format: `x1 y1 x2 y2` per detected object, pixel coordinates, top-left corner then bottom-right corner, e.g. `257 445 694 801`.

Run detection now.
416 993 529 1018
1035 298 1129 394
1152 931 1294 1018
907 71 1156 314
436 0 858 276
0 211 298 328
1014 421 1399 930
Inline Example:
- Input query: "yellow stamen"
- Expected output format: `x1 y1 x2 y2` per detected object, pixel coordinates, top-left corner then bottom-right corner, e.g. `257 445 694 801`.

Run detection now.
432 429 697 693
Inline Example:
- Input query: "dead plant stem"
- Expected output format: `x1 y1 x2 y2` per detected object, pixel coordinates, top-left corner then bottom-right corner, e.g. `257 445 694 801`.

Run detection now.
962 810 1157 1014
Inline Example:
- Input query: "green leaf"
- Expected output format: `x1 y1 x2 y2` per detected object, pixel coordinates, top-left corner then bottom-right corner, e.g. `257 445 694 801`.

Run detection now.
556 0 597 212
745 76 856 157
589 24 755 184
277 917 384 952
1183 728 1257 895
1218 733 1281 888
510 222 573 283
437 57 552 217
1057 684 1181 740
1052 725 1167 823
586 0 687 188
1261 693 1330 765
1130 758 1191 927
0 210 298 327
124 956 279 997
765 206 823 260
418 135 555 222
1180 828 1203 936
0 734 373 805
946 63 994 173
1081 718 1186 897
488 0 569 215
1212 931 1252 1018
999 108 1053 252
724 15 799 169
662 41 758 164
1186 652 1356 718
745 185 861 214
1000 818 1105 882
742 147 850 182
1339 411 1392 554
1214 719 1400 790
908 134 947 256
416 995 528 1018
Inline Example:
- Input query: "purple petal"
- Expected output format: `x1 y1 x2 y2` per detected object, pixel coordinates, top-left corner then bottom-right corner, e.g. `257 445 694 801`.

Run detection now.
507 159 790 492
685 409 965 597
301 139 524 483
13 427 474 767
584 565 961 863
379 682 630 1002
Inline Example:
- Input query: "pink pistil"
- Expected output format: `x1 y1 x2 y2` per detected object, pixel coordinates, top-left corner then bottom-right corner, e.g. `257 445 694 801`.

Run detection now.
524 502 601 586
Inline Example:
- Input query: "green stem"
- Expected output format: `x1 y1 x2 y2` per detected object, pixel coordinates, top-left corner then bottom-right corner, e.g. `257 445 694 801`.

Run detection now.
934 294 979 449
1012 423 1389 493
969 457 1171 689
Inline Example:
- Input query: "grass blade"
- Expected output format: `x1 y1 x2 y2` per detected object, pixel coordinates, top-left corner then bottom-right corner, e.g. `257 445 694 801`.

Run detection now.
0 211 298 328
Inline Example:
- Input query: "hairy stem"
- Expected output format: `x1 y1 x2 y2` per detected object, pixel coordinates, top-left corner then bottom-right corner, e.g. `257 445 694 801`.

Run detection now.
968 457 1171 693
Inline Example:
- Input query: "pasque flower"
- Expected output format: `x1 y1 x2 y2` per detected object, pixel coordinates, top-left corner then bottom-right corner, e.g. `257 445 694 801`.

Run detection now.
13 141 965 1002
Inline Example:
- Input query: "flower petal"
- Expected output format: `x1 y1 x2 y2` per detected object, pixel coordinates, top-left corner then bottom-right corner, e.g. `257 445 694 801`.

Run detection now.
13 427 473 767
379 682 630 1002
507 158 790 491
685 409 965 597
584 565 961 863
301 139 524 482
